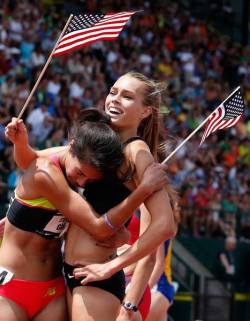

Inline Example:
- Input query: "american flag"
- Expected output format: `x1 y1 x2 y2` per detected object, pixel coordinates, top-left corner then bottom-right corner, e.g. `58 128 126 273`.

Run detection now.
53 12 136 57
200 86 245 145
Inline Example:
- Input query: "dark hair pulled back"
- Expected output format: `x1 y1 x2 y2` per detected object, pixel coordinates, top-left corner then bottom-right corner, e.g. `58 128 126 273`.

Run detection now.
69 108 124 177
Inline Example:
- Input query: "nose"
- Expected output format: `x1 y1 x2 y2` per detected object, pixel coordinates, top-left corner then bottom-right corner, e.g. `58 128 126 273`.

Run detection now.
76 177 88 187
112 92 121 103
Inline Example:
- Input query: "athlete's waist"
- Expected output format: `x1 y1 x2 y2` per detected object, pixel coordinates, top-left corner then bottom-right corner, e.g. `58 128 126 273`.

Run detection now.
3 221 61 251
64 250 117 266
0 239 61 270
65 235 117 264
0 259 63 282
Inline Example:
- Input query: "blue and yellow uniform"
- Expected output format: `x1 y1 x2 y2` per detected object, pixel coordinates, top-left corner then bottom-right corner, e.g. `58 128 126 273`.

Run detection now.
157 239 175 303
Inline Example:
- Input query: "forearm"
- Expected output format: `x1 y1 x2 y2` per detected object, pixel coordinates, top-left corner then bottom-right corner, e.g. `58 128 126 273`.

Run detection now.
125 254 155 306
106 184 151 228
14 144 37 170
107 219 170 274
149 260 165 289
220 254 231 270
148 263 163 288
109 193 176 273
148 244 165 288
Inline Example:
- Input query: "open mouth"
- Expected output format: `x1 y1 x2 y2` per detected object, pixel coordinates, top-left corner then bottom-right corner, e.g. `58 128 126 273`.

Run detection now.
108 106 123 116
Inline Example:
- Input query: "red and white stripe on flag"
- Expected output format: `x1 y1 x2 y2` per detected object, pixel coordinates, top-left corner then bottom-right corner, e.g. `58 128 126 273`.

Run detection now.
53 12 136 57
200 86 245 145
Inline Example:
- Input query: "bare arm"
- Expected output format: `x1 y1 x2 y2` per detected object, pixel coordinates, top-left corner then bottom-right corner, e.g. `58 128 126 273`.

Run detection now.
105 144 176 271
148 242 165 288
6 118 169 240
219 253 232 274
26 159 165 241
119 205 156 310
0 217 6 237
74 142 177 282
5 118 61 169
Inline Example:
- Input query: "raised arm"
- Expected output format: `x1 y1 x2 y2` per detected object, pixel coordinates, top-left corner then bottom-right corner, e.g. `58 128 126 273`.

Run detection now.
5 118 37 169
5 117 65 170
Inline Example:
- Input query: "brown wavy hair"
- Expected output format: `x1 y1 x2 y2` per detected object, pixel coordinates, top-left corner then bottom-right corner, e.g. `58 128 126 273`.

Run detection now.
124 72 181 225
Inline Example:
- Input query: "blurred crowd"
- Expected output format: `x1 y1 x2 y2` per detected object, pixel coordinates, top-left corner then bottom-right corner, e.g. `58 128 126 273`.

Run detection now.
0 0 249 239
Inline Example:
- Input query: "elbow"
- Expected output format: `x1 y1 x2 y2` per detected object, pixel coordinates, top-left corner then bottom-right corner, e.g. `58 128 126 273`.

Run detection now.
165 222 177 240
168 221 178 238
158 219 177 241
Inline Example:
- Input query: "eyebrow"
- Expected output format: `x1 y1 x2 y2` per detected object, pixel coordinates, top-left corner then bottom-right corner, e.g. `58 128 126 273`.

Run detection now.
110 86 135 95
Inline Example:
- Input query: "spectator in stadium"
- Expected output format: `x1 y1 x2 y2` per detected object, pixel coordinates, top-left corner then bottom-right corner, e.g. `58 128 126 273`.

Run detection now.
217 235 237 289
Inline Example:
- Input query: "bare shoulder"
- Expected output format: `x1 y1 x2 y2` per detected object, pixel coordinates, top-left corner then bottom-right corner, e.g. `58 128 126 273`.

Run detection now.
124 139 153 166
26 157 66 191
16 156 67 199
123 139 155 184
37 146 66 157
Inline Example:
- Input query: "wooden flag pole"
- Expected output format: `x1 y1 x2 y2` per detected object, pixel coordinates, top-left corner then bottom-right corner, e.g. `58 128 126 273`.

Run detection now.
17 14 73 120
161 115 211 164
161 85 242 164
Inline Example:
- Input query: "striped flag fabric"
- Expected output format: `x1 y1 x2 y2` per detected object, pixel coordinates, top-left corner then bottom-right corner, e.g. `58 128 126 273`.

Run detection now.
200 86 245 145
53 12 136 57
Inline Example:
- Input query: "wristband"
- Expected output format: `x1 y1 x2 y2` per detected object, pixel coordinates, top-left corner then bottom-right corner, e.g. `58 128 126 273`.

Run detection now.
122 301 138 312
103 213 119 231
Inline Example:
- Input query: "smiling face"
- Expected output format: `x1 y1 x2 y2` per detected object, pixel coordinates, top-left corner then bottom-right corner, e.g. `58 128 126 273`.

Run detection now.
105 75 151 135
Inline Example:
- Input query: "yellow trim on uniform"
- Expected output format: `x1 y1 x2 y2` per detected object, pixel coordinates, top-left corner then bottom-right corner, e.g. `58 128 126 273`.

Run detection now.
165 239 173 283
15 192 56 210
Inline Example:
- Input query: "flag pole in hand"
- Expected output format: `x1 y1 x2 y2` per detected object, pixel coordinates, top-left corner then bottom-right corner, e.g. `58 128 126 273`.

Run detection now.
17 14 73 120
161 86 245 164
17 11 137 119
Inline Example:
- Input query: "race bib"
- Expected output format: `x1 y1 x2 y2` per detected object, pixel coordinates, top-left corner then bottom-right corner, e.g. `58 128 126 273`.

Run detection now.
44 216 69 234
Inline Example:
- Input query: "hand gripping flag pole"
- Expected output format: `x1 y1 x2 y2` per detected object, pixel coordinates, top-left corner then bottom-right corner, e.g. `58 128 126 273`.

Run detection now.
161 86 245 164
17 11 137 119
17 14 74 120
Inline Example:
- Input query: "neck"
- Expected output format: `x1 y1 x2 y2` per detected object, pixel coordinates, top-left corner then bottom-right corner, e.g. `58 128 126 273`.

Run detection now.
116 128 138 143
57 146 70 171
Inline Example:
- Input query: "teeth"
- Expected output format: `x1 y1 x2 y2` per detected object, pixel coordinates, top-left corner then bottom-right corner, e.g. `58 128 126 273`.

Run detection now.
109 107 122 115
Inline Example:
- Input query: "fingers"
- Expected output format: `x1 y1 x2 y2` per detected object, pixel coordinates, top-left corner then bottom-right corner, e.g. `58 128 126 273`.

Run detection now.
72 266 95 285
73 267 87 279
80 275 93 285
5 118 26 142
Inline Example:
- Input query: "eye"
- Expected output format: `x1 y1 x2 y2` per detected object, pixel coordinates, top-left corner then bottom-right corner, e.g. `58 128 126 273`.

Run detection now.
124 95 133 100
